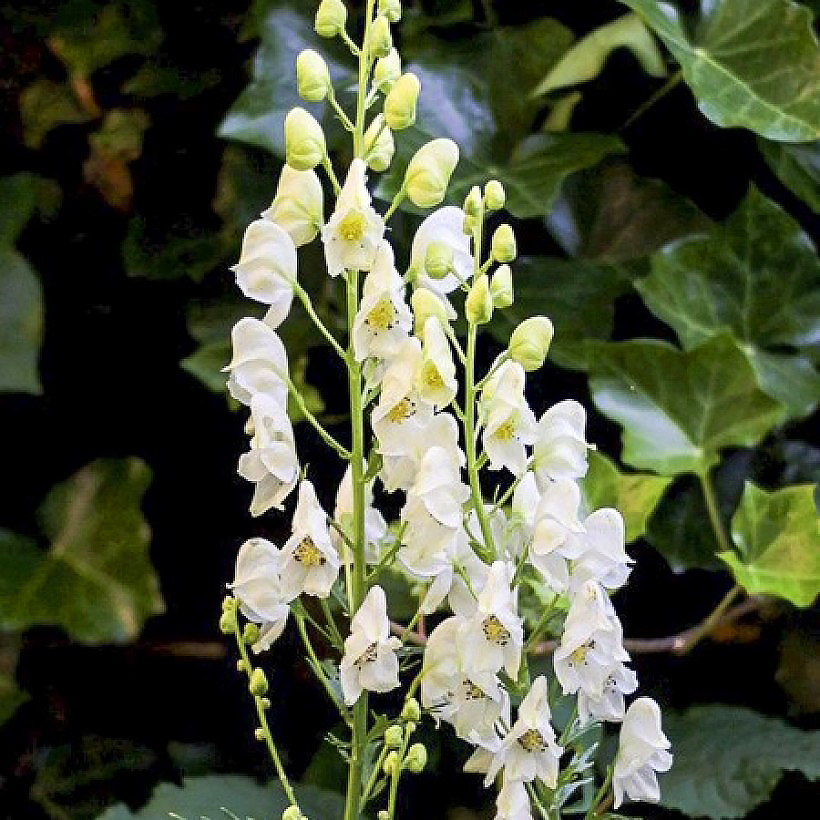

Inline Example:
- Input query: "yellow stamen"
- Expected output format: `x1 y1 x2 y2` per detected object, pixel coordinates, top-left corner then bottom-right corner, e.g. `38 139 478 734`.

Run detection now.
339 209 366 241
481 615 511 646
293 536 326 567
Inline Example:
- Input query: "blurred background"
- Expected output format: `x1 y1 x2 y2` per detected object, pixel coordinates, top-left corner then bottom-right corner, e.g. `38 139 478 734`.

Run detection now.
0 0 818 818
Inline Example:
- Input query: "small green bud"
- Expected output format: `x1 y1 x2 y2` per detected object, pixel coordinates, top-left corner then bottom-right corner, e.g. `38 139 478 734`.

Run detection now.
219 611 235 635
404 720 417 736
243 622 261 645
368 15 392 58
378 0 402 23
315 0 347 37
411 287 449 334
465 273 493 325
254 727 266 741
363 115 395 172
508 316 554 372
284 107 326 171
260 697 271 709
491 223 517 263
400 697 421 722
462 213 477 236
384 724 404 749
462 185 482 217
490 264 513 308
377 812 389 820
484 179 506 211
373 48 401 92
236 659 250 674
296 49 330 102
403 138 459 208
384 73 420 130
222 595 237 612
249 667 269 697
404 743 427 773
282 805 303 820
383 750 400 776
424 240 453 279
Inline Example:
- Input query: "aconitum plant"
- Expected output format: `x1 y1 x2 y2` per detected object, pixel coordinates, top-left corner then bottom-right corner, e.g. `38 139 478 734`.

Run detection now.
218 2 672 819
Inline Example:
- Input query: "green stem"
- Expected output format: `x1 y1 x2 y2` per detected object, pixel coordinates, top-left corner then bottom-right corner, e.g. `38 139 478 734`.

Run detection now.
382 186 406 222
680 583 742 654
292 282 347 361
621 69 683 130
353 0 377 158
386 729 412 820
282 371 351 460
585 765 613 819
361 745 389 804
698 468 732 553
294 613 350 721
328 87 355 132
323 154 342 195
320 597 345 650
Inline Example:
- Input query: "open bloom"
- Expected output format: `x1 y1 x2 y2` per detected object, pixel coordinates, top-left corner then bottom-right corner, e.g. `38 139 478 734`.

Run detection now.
495 780 533 820
534 400 591 487
340 585 401 705
332 464 388 564
262 165 324 247
321 158 384 277
417 316 457 409
224 318 289 408
410 206 473 303
613 698 673 808
562 507 632 591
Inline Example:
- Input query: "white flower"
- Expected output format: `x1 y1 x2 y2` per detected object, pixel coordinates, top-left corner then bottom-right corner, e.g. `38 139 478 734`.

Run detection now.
563 508 632 591
232 221 297 328
417 316 457 409
485 676 563 788
321 158 385 277
534 400 591 486
332 464 388 564
224 318 289 407
262 165 324 247
230 537 290 652
279 480 340 600
237 393 299 515
352 242 412 362
340 585 402 705
577 661 638 725
410 206 473 301
495 780 533 820
613 697 673 808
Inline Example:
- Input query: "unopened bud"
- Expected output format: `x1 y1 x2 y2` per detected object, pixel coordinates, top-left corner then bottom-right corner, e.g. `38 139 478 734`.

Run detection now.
384 724 404 749
401 697 421 722
315 0 347 37
404 743 427 773
378 0 401 22
368 15 392 58
383 750 400 776
254 727 266 741
403 138 459 208
249 667 269 697
363 115 395 172
508 316 554 372
465 273 493 325
236 659 250 674
462 213 477 235
282 805 303 820
219 612 235 634
424 240 453 279
243 622 261 645
491 223 516 263
411 287 449 333
463 186 482 217
490 264 513 308
384 73 420 130
260 697 271 709
404 720 417 735
484 179 506 211
373 48 401 92
222 595 237 612
284 108 326 171
296 49 330 102
377 812 389 820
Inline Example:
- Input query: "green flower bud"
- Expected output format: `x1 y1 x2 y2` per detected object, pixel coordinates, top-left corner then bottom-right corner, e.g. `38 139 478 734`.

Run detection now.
384 72 420 130
218 611 235 634
462 212 476 235
282 805 303 820
465 273 493 325
490 263 513 308
249 667 269 697
296 49 330 102
411 287 449 334
404 743 427 773
491 223 516 263
424 240 453 279
508 315 554 371
377 812 389 820
243 622 261 645
378 0 402 23
260 697 271 709
462 185 482 217
363 115 394 172
383 750 400 776
236 659 250 674
400 697 421 722
384 724 404 749
373 48 401 92
315 0 347 37
254 727 266 741
284 107 326 171
368 15 392 58
404 720 416 735
403 138 459 208
484 179 506 211
222 595 237 612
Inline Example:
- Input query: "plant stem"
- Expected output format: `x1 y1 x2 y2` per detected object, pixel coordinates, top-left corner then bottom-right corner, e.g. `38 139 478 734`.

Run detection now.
282 371 351 459
353 0 376 159
621 69 683 130
292 282 347 360
679 583 743 654
585 765 613 819
294 613 350 721
698 468 732 553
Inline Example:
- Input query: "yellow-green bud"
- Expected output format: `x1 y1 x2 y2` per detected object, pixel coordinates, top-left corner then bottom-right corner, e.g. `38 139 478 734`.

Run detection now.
490 264 513 308
254 727 266 741
411 287 449 334
236 659 250 674
491 223 516 263
315 0 347 37
377 812 389 820
405 743 427 773
284 107 326 171
508 316 554 372
222 595 237 612
260 697 271 709
378 0 402 22
363 115 394 172
383 750 400 776
484 179 506 211
373 48 401 92
384 724 404 749
249 667 269 697
401 697 421 722
462 213 477 235
282 805 302 820
368 15 392 58
403 138 459 208
424 240 453 279
218 611 235 634
384 73 420 130
296 49 330 102
404 720 417 735
463 185 482 217
465 273 493 325
243 622 261 645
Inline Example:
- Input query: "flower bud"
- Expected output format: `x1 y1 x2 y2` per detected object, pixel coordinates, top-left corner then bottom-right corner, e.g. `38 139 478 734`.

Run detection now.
282 805 303 820
249 667 269 697
404 721 416 735
368 15 392 58
462 213 476 235
315 0 347 37
373 48 401 92
384 724 404 749
296 49 331 102
411 287 449 333
236 659 250 674
254 727 266 741
383 750 400 776
463 185 482 217
243 622 261 645
222 595 237 612
378 0 401 22
218 611 235 634
508 316 554 371
465 273 493 325
491 223 516 263
377 813 389 820
404 743 427 773
403 138 459 208
401 697 421 722
260 697 271 709
363 115 394 172
484 179 506 211
384 73 420 130
424 240 453 279
490 264 513 308
284 108 326 171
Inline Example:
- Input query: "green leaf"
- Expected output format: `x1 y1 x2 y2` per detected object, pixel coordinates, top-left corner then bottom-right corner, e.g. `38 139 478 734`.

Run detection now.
661 705 820 818
0 459 163 643
581 451 672 543
758 138 820 212
0 636 25 726
18 78 92 150
721 481 820 607
620 0 820 142
97 775 345 819
589 335 786 475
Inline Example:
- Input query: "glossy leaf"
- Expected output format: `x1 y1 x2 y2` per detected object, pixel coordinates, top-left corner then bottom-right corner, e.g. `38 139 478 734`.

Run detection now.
19 78 92 150
661 705 820 818
620 0 820 142
758 138 820 212
589 336 786 475
0 459 163 643
0 635 24 727
721 481 819 607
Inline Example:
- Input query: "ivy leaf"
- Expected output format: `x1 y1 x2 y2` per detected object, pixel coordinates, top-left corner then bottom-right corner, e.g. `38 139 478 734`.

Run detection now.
619 0 820 142
0 636 25 727
581 451 672 543
97 775 345 819
588 336 786 476
0 459 163 643
661 705 820 818
758 138 820 212
19 78 93 150
720 482 820 607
